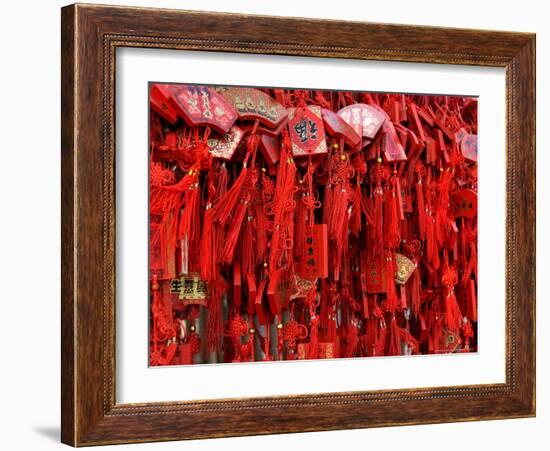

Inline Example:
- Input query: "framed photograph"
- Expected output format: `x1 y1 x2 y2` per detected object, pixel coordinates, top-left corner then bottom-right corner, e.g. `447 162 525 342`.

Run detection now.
61 3 536 446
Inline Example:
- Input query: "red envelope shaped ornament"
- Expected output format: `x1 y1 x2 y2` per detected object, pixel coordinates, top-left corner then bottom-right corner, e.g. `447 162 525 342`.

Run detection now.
337 103 386 139
461 134 478 162
166 85 238 134
288 106 328 157
218 87 288 128
296 224 329 280
363 253 387 293
206 126 244 161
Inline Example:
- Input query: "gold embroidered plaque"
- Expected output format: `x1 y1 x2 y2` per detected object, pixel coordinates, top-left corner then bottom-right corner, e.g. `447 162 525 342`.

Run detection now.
394 253 417 285
170 273 208 307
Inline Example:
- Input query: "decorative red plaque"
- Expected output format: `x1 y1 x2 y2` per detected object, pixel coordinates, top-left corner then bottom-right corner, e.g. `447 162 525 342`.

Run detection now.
288 106 328 157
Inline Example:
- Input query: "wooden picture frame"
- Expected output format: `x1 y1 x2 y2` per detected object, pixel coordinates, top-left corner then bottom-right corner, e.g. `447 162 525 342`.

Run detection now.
61 3 535 446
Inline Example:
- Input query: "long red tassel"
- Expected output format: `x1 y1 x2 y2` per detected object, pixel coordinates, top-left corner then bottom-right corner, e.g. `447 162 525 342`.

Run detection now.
409 268 421 316
269 133 296 273
222 199 248 265
212 164 249 227
444 289 462 334
350 183 363 236
308 316 319 360
383 180 400 247
240 207 255 275
199 208 215 282
385 252 398 313
374 320 387 356
387 317 401 356
373 183 384 248
416 180 426 241
206 277 228 352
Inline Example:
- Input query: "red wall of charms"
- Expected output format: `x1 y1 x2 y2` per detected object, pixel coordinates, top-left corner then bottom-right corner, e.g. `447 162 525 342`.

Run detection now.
149 84 478 366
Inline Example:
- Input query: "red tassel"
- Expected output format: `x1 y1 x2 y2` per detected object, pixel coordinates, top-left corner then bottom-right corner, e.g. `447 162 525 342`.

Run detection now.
344 325 359 358
206 277 228 352
216 163 228 200
222 199 248 265
467 279 478 322
269 135 296 273
240 208 255 275
385 253 398 313
212 165 249 227
373 183 384 246
350 183 363 236
329 184 350 280
199 208 214 282
409 267 421 316
374 320 387 356
387 317 401 356
254 202 268 263
444 289 462 334
308 316 319 360
329 185 350 240
415 180 426 241
294 194 308 259
178 184 201 272
383 180 400 248
323 184 333 225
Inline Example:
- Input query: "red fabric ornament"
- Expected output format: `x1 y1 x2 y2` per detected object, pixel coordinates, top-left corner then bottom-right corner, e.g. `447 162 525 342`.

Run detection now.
148 86 478 365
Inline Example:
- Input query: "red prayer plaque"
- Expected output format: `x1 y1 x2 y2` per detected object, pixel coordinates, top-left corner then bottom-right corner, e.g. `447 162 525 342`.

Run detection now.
296 224 328 280
461 134 478 162
321 108 361 148
382 122 407 161
364 254 387 293
288 106 328 157
150 84 179 124
218 87 288 128
165 84 238 134
206 125 244 160
337 103 386 139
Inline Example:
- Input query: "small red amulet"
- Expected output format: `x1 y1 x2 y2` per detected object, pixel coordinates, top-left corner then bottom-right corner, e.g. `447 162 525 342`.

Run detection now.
452 189 477 219
288 106 328 157
364 255 387 294
461 134 478 162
